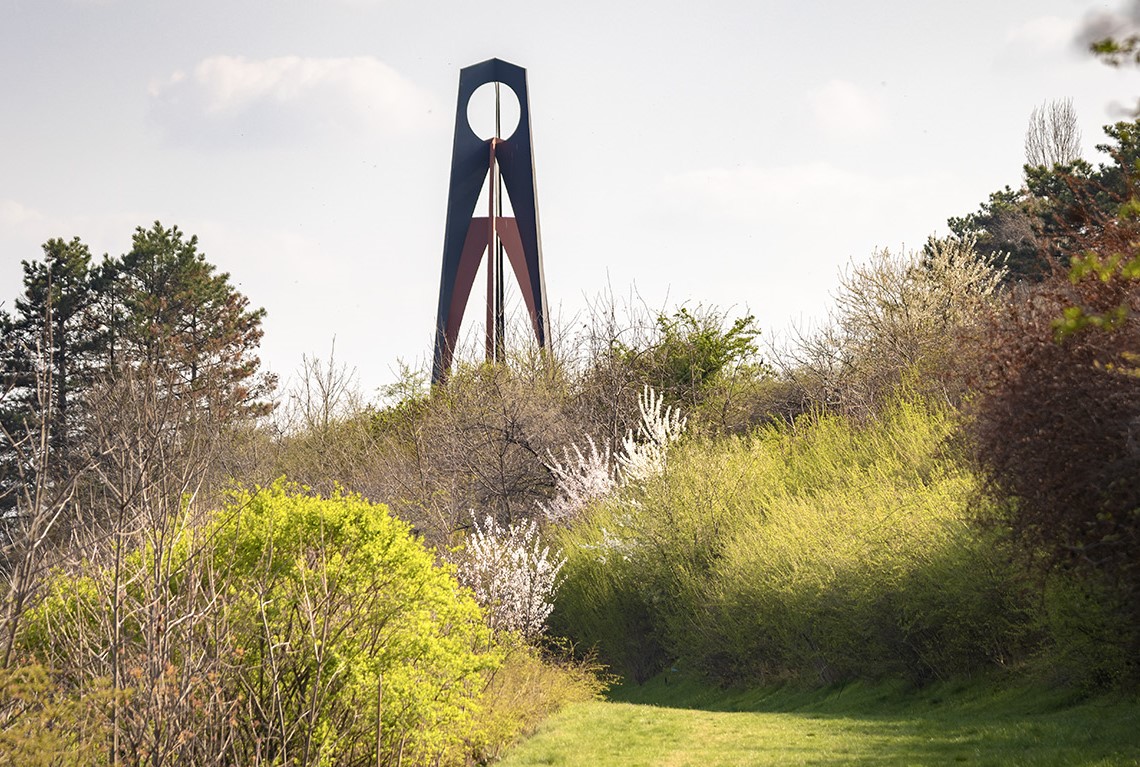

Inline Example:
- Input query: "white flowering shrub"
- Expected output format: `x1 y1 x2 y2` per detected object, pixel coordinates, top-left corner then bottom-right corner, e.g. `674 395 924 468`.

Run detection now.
539 386 687 526
454 514 566 638
616 386 687 483
539 436 617 523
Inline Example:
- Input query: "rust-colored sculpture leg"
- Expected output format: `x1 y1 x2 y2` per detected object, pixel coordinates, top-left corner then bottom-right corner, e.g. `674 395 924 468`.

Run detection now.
438 224 490 379
496 218 541 341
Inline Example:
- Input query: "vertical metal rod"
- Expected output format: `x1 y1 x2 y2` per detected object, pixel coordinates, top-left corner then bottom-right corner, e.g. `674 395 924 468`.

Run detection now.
486 139 496 363
494 82 505 362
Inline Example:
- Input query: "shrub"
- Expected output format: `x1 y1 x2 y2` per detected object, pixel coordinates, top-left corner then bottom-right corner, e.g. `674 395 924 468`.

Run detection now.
539 435 616 524
0 664 113 767
540 386 686 528
553 399 1039 686
967 261 1140 651
452 513 565 638
22 481 501 767
549 515 669 683
636 306 765 422
216 482 501 766
1038 570 1137 689
567 298 771 439
780 237 1006 417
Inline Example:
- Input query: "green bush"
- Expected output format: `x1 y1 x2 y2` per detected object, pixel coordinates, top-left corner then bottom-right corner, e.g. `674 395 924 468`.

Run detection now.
554 399 1039 686
548 520 669 683
1036 571 1138 689
0 664 113 767
213 482 499 766
23 481 503 767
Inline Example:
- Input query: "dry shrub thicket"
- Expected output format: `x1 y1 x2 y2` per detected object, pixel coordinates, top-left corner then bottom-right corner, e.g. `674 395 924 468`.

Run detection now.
267 353 578 546
1 360 245 764
264 295 768 551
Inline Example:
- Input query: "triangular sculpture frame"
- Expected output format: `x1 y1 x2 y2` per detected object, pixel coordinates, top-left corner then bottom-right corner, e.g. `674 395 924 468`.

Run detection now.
431 58 550 384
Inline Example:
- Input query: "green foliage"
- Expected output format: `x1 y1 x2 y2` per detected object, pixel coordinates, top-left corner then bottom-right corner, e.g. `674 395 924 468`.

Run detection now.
21 482 505 766
1 223 273 523
0 664 114 767
217 482 500 766
1091 34 1140 67
1038 572 1138 689
549 519 669 683
947 185 1045 279
553 400 1037 686
947 119 1140 284
112 222 274 418
610 305 768 431
645 307 760 401
0 237 106 506
1053 211 1140 348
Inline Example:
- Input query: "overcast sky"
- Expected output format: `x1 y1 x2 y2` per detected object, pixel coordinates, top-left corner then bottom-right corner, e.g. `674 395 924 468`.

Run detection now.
1 0 1136 394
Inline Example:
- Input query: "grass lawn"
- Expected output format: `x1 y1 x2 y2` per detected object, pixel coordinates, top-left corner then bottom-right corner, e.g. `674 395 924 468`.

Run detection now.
496 673 1140 766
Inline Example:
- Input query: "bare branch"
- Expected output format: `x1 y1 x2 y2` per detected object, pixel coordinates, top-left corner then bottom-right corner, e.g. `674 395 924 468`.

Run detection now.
1025 98 1083 168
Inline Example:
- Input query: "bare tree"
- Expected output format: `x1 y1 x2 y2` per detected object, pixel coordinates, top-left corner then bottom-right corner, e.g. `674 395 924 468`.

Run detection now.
76 365 236 766
283 339 362 435
0 334 93 670
1025 98 1082 168
776 237 1007 417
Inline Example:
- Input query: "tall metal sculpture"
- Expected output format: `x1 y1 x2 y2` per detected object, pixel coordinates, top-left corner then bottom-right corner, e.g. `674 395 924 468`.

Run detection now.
431 58 549 384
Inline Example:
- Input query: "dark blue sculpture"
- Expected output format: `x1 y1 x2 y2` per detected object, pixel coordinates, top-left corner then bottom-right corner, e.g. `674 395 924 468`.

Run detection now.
432 58 549 383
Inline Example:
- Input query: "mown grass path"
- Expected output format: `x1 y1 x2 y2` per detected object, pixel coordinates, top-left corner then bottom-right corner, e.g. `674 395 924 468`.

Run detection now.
496 676 1140 766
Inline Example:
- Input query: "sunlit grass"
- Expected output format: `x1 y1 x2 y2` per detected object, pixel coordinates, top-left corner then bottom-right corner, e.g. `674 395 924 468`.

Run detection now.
497 674 1140 766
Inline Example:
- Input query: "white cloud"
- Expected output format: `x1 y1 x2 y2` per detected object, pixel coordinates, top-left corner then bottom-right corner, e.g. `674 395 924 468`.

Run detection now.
150 55 435 146
806 79 887 142
0 198 42 228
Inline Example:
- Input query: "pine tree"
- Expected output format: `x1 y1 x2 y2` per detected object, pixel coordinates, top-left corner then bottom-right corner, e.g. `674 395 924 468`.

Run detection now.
110 222 273 420
0 237 105 507
1 224 275 517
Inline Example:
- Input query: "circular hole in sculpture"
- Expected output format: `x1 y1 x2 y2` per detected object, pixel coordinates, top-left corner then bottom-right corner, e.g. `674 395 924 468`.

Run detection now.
467 81 521 141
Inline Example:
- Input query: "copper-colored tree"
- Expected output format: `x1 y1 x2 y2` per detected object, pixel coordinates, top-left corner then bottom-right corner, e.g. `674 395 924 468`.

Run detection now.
968 151 1140 630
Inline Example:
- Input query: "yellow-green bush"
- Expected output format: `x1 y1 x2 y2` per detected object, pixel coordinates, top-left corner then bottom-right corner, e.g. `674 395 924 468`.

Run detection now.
554 399 1038 685
213 482 499 766
21 482 504 766
548 523 668 683
0 664 113 767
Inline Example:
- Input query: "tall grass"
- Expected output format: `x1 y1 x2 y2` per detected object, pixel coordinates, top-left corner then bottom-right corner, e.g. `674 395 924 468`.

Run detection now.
552 399 1038 685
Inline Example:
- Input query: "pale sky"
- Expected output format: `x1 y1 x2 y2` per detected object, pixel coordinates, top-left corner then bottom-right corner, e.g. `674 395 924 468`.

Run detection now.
1 0 1135 394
